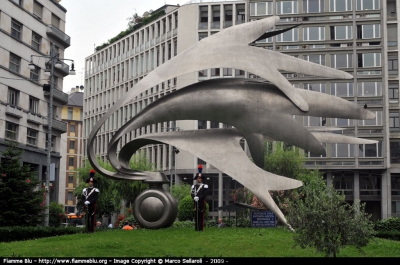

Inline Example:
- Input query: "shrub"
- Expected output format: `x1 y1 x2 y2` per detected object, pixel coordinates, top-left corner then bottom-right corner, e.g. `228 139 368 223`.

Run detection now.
374 217 400 232
0 226 84 242
374 230 400 241
49 202 65 227
177 196 194 221
171 221 194 228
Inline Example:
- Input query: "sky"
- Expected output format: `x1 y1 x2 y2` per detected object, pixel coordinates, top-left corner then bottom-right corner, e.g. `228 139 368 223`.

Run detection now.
61 0 189 92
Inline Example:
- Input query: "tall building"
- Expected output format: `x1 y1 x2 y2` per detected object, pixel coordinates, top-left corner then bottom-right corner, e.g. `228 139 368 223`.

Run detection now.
60 86 84 214
0 0 71 206
83 0 400 221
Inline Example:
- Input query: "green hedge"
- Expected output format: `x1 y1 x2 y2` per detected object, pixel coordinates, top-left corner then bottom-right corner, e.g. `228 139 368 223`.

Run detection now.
0 226 85 243
374 230 400 241
373 218 400 241
374 217 400 231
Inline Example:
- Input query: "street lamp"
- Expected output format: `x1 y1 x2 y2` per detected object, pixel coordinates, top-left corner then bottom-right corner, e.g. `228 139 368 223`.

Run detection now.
29 43 75 226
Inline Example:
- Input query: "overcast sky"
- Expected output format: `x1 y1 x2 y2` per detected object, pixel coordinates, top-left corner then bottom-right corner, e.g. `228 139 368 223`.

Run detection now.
61 0 189 92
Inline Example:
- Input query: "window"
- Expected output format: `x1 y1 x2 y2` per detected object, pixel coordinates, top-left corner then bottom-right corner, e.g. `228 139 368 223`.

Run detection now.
277 28 299 42
303 83 326 93
235 69 245 77
356 0 380 10
68 175 74 184
303 54 326 66
5 122 18 140
359 174 381 195
8 87 19 106
358 110 382 126
9 53 21 73
27 128 38 146
199 33 208 41
331 143 355 157
33 1 43 19
303 27 325 41
389 83 399 104
210 121 219 128
276 1 298 14
303 0 324 13
331 117 354 126
69 140 75 150
31 32 41 51
11 0 22 6
330 25 352 40
200 6 208 23
198 69 207 78
68 107 73 120
331 54 353 68
357 24 380 39
198 120 207 129
390 142 400 163
329 0 352 12
51 14 60 28
250 2 273 16
359 141 383 157
223 68 232 76
333 174 353 195
358 53 381 67
211 68 220 77
388 57 398 75
30 66 39 82
390 112 400 132
357 82 382 97
303 116 326 126
68 157 74 167
46 135 55 148
70 124 76 133
392 175 400 195
29 96 39 113
11 19 22 40
330 83 354 97
68 192 73 201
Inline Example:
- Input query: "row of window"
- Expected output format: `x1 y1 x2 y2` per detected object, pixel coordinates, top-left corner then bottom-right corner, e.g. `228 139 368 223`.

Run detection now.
257 25 381 43
250 0 380 16
305 142 383 158
8 87 40 113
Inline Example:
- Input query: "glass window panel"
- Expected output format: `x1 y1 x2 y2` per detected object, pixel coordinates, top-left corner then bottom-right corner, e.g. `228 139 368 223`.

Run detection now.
257 3 266 15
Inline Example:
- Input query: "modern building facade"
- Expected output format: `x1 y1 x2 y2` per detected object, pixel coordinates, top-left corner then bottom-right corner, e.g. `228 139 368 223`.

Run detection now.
83 0 400 221
0 0 71 206
60 86 84 214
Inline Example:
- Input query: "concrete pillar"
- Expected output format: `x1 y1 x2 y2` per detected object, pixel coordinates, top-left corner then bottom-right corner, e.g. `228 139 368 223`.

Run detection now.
381 170 391 220
218 172 223 220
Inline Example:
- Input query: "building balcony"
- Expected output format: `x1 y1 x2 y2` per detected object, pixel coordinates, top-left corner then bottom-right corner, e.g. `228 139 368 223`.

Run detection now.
5 105 23 118
27 113 43 125
43 118 67 133
53 61 71 77
46 25 71 48
44 88 69 105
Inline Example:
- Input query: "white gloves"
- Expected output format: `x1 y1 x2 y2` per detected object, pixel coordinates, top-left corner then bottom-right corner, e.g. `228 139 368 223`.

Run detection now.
194 196 199 202
84 201 90 205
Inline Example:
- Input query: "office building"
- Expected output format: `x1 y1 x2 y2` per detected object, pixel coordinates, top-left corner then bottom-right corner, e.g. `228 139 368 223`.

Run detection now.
83 0 400 220
0 0 71 206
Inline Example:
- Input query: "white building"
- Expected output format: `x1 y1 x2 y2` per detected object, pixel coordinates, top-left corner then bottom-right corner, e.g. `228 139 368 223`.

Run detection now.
0 0 72 206
83 0 400 221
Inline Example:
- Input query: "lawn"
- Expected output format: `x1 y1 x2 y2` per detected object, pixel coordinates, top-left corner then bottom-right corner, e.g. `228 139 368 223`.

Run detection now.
0 227 399 258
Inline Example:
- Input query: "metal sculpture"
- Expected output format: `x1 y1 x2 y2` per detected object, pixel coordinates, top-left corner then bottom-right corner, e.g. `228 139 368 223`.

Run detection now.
87 16 376 229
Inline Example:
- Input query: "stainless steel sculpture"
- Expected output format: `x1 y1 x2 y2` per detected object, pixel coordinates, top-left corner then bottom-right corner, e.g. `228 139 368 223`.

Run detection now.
87 16 376 229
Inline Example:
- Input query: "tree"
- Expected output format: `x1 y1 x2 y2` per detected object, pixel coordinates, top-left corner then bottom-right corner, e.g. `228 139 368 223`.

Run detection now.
127 13 143 29
170 183 191 203
0 140 45 226
285 173 374 257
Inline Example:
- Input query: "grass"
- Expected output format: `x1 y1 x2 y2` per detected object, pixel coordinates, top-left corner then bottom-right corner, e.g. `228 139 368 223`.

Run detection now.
0 227 399 257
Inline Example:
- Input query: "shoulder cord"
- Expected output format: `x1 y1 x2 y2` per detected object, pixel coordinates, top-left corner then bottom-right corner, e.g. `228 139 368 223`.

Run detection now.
84 188 96 200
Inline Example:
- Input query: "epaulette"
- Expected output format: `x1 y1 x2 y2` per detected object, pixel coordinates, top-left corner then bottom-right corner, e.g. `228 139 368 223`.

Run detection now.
95 188 99 192
204 184 208 188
